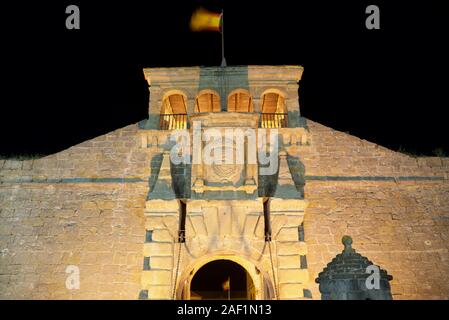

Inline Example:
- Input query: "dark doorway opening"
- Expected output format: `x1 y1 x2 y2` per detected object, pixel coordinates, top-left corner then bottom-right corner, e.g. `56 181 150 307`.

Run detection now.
190 259 255 300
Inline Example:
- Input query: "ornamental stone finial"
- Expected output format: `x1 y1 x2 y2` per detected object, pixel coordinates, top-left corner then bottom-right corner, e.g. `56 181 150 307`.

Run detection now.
342 235 354 254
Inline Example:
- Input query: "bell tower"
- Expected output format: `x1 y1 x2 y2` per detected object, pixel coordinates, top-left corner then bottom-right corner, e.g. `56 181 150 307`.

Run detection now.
138 66 311 300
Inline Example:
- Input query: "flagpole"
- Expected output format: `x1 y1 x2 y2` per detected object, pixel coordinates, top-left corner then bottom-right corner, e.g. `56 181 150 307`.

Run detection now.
220 9 226 67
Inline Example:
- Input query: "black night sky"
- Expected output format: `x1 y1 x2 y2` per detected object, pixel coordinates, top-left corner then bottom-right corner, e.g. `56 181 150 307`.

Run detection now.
1 1 447 157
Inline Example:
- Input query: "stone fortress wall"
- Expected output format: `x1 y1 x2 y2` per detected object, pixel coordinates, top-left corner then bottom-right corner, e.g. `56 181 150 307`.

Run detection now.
296 121 449 299
1 118 448 299
0 124 149 299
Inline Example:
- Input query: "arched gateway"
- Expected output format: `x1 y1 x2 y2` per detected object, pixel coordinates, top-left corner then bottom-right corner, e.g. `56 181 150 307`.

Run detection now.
175 256 275 300
190 260 254 300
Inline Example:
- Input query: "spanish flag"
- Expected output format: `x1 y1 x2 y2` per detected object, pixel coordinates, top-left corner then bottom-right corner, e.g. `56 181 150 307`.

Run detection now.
190 8 222 32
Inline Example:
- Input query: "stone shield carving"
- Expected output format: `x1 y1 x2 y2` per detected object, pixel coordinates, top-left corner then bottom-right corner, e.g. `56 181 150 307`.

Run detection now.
206 139 243 184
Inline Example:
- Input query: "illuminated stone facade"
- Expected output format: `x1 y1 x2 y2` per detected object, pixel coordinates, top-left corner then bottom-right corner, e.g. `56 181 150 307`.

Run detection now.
0 66 448 300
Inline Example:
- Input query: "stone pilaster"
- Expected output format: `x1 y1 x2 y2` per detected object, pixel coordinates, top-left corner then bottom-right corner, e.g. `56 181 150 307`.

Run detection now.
270 151 311 299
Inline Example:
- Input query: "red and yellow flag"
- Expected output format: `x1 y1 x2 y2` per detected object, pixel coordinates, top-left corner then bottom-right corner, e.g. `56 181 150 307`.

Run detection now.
190 8 222 32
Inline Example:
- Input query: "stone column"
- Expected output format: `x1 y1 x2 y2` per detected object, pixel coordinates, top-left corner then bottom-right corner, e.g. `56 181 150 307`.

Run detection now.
285 84 300 128
142 152 180 299
269 151 311 299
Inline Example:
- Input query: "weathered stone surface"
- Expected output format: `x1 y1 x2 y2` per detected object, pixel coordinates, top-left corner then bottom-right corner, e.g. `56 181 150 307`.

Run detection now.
152 229 174 242
276 227 301 241
277 241 308 255
147 285 172 299
143 242 173 256
149 256 173 270
279 283 304 299
278 255 301 268
141 270 172 285
278 268 309 284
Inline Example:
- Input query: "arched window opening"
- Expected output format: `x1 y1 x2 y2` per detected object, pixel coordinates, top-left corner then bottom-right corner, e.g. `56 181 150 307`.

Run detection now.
261 92 288 128
160 93 187 130
195 91 221 113
227 90 253 112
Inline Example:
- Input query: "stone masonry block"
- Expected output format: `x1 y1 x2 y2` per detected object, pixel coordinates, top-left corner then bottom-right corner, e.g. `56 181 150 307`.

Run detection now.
277 241 307 255
147 285 172 299
276 227 300 241
143 242 173 256
141 270 172 286
150 256 173 270
145 216 165 229
152 229 173 242
278 268 309 284
279 283 304 299
278 255 301 269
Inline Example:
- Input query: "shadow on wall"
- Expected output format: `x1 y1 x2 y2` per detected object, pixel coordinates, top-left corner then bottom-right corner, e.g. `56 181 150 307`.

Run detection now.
258 153 305 199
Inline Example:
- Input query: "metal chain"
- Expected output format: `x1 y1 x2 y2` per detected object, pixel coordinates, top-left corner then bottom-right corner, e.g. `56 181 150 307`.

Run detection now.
172 238 183 300
268 241 280 300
